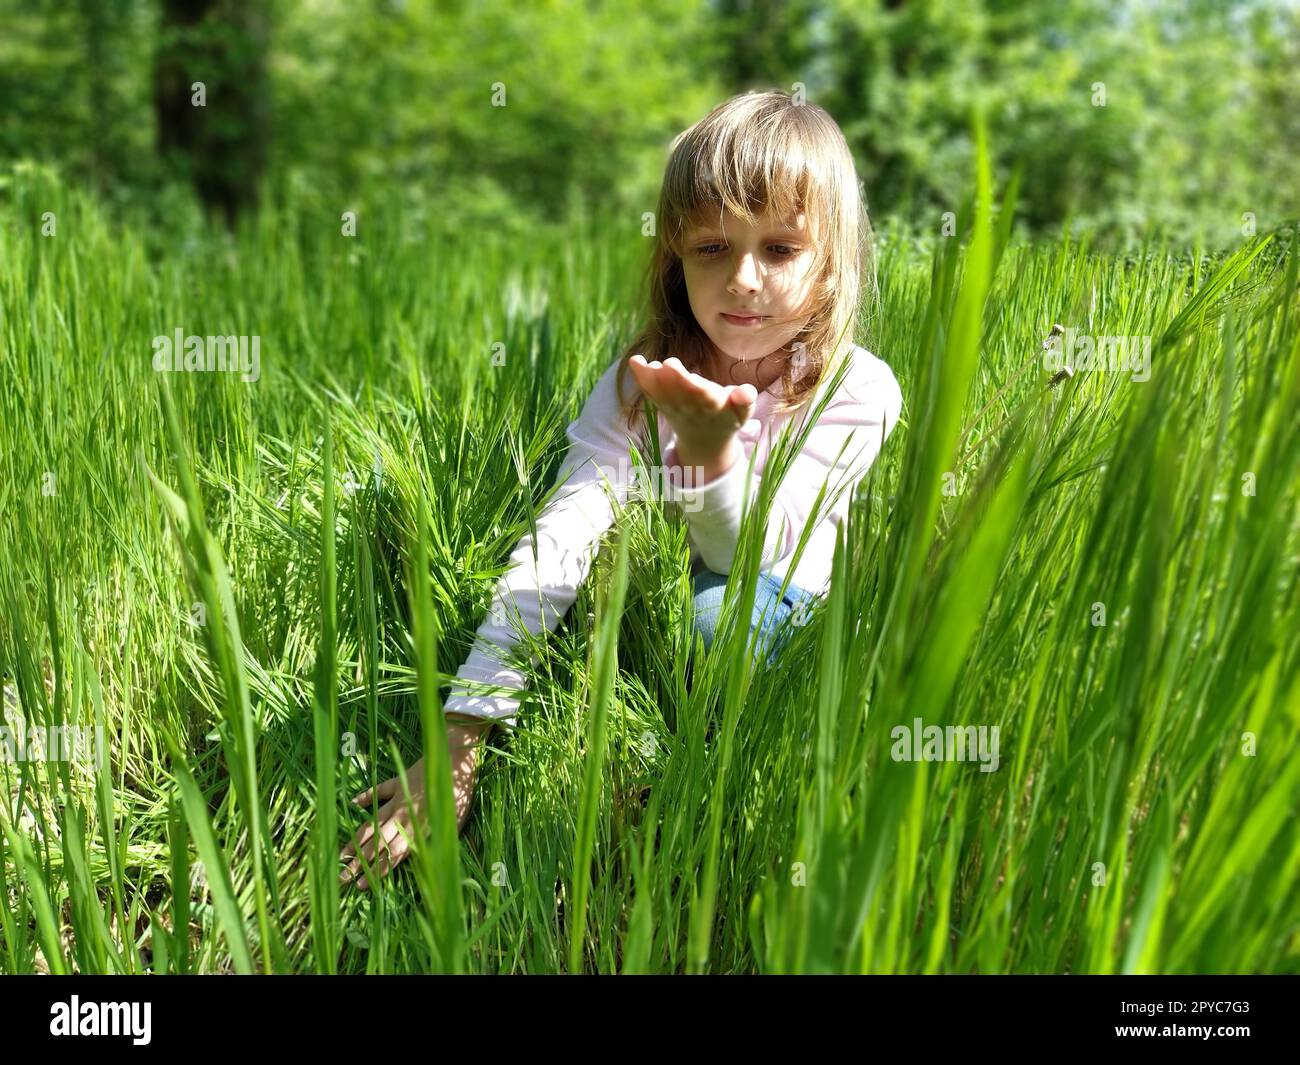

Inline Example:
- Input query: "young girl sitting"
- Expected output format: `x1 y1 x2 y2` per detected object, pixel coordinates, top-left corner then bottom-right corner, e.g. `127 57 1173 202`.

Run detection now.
341 89 903 891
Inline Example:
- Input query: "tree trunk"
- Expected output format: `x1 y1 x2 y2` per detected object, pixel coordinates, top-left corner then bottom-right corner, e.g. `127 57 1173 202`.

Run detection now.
154 0 269 225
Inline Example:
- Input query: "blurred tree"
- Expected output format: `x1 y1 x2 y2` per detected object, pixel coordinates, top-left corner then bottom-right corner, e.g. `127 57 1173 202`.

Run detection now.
0 0 1293 245
269 0 720 236
714 0 820 91
816 0 1298 243
154 0 270 223
1 0 154 193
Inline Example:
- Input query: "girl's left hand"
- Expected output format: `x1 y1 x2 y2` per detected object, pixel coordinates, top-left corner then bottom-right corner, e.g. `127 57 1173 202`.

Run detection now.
628 355 757 447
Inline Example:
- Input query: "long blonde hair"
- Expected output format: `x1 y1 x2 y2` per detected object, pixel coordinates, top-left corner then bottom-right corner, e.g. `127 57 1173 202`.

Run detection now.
614 89 874 441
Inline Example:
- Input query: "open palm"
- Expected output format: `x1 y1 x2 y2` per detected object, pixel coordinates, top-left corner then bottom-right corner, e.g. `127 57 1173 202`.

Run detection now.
628 355 756 443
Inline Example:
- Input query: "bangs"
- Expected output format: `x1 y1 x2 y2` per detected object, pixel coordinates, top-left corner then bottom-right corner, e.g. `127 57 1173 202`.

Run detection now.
664 96 837 255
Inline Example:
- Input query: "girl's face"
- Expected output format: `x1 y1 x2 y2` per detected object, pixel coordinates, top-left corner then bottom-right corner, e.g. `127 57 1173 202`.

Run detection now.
680 205 818 378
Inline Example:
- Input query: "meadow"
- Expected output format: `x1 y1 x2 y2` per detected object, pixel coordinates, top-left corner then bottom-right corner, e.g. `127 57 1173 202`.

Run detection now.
1 152 1297 974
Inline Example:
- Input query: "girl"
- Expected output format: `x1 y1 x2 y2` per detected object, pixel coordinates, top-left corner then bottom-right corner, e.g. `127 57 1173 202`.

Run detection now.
341 89 903 890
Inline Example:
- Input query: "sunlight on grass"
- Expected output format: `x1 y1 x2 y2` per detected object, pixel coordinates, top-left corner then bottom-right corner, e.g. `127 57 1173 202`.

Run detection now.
1 142 1297 973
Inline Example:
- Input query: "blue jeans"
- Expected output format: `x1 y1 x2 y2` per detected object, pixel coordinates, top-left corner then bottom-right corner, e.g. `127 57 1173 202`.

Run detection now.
690 568 820 666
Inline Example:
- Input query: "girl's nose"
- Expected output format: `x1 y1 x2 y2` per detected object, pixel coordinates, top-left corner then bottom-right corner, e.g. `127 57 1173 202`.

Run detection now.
727 251 761 294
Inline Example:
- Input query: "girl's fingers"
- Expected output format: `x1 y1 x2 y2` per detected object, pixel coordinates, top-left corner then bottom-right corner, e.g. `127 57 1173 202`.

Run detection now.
351 823 395 890
340 845 361 883
652 365 690 404
343 816 378 860
665 361 724 402
629 357 668 404
340 821 378 881
341 794 398 883
727 386 756 426
730 384 757 409
352 775 397 806
693 374 731 409
357 821 409 891
687 371 717 393
663 358 701 391
635 356 736 417
343 849 370 886
660 361 716 408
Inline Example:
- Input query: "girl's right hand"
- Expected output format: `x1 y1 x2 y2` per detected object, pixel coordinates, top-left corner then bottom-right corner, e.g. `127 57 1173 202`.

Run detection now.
340 719 486 890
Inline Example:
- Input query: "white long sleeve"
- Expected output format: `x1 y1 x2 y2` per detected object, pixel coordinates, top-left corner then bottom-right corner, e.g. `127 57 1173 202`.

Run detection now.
442 345 903 724
441 360 641 726
661 346 903 589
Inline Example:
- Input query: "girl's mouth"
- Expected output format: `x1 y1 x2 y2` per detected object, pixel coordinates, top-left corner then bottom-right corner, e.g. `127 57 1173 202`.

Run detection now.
721 312 766 327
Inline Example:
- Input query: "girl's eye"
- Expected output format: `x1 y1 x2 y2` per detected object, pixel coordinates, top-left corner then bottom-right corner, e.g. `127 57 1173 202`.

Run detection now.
694 244 801 258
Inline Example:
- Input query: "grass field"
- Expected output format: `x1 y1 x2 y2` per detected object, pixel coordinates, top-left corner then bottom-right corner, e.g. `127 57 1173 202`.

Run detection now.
1 153 1298 974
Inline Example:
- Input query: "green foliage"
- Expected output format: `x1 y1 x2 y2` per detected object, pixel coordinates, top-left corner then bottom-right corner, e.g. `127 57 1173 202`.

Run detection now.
1 1 1297 243
1 158 1296 972
820 0 1300 244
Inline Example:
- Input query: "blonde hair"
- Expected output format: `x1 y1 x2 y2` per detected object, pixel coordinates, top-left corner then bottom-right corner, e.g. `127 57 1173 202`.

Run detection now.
614 89 874 441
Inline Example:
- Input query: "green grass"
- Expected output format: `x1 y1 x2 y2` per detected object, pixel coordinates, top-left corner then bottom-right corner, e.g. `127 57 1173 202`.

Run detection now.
1 156 1297 974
